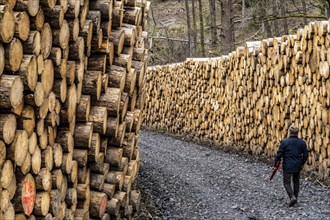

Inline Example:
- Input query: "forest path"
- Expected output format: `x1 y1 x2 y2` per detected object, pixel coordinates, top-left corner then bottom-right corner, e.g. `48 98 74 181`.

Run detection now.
135 130 330 220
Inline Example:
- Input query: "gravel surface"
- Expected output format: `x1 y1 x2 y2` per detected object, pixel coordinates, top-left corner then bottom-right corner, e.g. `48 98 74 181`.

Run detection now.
135 130 330 220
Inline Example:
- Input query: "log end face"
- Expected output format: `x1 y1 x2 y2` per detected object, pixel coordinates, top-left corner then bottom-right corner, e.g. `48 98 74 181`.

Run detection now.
0 5 15 43
28 0 40 17
22 174 36 216
10 76 23 109
3 114 16 144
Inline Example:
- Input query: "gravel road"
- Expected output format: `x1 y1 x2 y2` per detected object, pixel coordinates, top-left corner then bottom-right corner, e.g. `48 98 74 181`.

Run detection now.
135 130 330 220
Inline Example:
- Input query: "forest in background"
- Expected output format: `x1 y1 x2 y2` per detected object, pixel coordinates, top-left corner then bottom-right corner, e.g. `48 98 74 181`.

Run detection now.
147 0 330 65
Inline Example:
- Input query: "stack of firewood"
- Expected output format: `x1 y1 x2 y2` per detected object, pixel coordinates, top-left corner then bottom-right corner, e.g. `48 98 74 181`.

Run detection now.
145 20 330 184
0 0 149 219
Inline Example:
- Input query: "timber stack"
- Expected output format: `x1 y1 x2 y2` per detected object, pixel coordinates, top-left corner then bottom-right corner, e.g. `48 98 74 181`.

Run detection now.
145 20 330 185
0 0 149 219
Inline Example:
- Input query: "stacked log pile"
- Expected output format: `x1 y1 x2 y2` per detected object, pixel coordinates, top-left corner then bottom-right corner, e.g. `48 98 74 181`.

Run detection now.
0 0 149 219
145 20 330 183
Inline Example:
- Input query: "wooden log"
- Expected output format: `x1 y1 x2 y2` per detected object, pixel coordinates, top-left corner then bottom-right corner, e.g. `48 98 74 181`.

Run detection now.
89 191 107 218
65 188 77 207
33 191 50 216
76 95 90 122
30 7 44 31
12 173 36 216
105 147 123 167
105 116 119 137
17 105 35 137
74 122 93 148
82 70 102 100
35 168 52 192
103 183 115 199
93 87 121 116
52 19 70 49
14 11 30 41
41 59 54 97
74 209 89 220
52 143 63 168
53 76 67 103
67 18 80 42
0 0 17 8
73 149 88 167
14 0 40 16
40 23 52 59
109 28 125 55
123 26 136 47
89 132 100 163
124 68 136 95
51 169 63 190
108 122 126 147
88 54 107 73
112 1 123 28
0 140 6 169
105 171 124 190
41 145 53 171
79 0 89 29
4 37 23 72
31 146 41 174
123 7 141 26
61 152 73 174
0 160 14 189
113 53 132 71
111 157 128 174
106 198 120 216
0 114 16 144
108 65 126 92
68 36 84 61
6 130 28 167
89 0 113 20
130 190 141 212
87 10 101 34
0 5 15 43
66 0 80 18
43 5 64 28
89 106 107 134
113 191 127 208
55 129 74 153
49 189 60 216
17 55 38 93
90 173 105 191
79 19 93 53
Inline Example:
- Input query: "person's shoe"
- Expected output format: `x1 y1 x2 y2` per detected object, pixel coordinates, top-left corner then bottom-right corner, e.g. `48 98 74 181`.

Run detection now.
289 196 297 207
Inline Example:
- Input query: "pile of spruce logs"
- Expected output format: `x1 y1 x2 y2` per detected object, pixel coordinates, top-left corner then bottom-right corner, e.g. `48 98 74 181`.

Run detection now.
145 20 330 184
0 0 149 219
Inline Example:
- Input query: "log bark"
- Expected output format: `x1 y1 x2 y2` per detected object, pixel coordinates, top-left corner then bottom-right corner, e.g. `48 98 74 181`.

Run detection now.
74 122 93 148
30 7 44 31
109 28 125 55
89 191 107 218
108 65 126 92
32 191 50 216
89 106 107 134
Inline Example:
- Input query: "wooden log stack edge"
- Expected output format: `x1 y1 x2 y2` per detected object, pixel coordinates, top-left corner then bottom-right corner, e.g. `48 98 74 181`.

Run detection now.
0 0 150 219
144 20 330 185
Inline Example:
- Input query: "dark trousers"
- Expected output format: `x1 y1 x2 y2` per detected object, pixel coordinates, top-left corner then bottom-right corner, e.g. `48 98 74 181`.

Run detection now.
283 172 300 199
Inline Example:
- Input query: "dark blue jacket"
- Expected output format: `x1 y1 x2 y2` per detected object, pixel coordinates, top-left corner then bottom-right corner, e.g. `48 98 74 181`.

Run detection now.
275 136 308 173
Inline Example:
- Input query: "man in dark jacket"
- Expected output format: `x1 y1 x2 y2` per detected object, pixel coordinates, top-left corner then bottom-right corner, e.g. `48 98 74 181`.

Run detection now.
274 125 308 207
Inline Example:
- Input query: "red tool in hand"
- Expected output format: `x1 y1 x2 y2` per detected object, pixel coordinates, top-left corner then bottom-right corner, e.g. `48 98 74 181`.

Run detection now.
269 161 281 181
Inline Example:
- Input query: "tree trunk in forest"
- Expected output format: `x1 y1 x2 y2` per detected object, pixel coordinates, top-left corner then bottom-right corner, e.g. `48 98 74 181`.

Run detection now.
185 0 192 57
209 0 217 47
302 0 307 25
191 0 197 56
242 0 245 17
260 0 272 38
198 0 205 56
272 0 280 36
280 0 288 34
220 0 234 54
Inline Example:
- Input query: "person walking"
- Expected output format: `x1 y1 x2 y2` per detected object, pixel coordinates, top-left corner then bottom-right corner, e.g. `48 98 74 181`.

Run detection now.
274 125 308 207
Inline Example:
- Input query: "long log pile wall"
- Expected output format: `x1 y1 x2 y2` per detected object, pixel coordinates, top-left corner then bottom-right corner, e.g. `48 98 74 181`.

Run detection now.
0 0 149 219
145 21 330 184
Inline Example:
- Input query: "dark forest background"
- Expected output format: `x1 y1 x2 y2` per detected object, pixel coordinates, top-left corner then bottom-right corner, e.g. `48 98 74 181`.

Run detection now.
147 0 330 65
